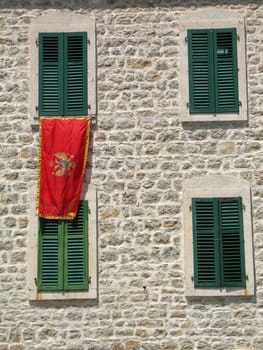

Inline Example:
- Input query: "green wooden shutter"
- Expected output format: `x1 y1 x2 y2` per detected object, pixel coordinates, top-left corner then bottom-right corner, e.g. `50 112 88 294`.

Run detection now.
188 29 215 113
192 198 220 287
39 32 87 117
214 28 239 113
193 197 246 288
188 28 239 114
39 33 64 116
219 197 246 287
64 200 89 290
38 218 63 291
64 33 87 116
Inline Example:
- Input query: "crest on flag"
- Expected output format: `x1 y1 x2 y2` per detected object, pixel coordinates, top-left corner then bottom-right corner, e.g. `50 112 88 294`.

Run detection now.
50 152 76 176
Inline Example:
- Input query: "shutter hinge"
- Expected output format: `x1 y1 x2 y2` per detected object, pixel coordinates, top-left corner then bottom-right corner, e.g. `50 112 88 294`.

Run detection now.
88 39 91 45
35 106 38 112
187 102 189 109
185 36 188 42
243 204 245 210
246 275 248 280
34 278 38 286
191 276 194 281
88 276 92 284
189 205 192 211
88 104 91 110
239 101 242 107
237 35 240 41
35 39 39 47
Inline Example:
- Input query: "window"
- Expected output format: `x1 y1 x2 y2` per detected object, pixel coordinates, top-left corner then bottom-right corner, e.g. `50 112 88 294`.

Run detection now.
38 200 89 292
179 9 247 122
183 176 255 297
29 12 96 123
188 28 238 114
192 197 245 288
28 14 97 301
28 186 97 301
39 32 87 116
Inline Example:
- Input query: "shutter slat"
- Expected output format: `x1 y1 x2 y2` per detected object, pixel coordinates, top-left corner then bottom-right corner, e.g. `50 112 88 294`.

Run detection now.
64 33 87 116
219 197 246 287
39 33 64 116
188 30 215 113
64 200 89 290
38 219 63 291
192 198 220 287
214 29 239 112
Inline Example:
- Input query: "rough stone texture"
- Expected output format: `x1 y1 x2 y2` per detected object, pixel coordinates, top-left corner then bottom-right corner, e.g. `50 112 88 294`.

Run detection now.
0 0 263 349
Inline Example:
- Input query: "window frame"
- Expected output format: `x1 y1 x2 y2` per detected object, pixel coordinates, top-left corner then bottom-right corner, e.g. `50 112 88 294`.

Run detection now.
29 12 96 124
183 176 255 297
28 185 98 301
179 9 247 122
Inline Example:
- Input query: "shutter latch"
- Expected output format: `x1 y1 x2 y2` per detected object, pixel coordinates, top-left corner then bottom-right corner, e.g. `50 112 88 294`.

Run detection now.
239 101 242 107
35 39 39 47
88 276 92 284
34 278 38 286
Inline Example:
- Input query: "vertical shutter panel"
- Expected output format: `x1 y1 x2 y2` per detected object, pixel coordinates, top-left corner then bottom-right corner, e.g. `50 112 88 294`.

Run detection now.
64 200 89 290
64 33 87 116
219 197 246 287
39 33 64 116
188 29 215 113
214 28 239 113
192 198 220 287
38 218 63 291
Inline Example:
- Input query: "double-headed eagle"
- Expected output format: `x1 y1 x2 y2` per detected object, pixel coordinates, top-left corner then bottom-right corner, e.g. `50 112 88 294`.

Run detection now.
50 152 76 176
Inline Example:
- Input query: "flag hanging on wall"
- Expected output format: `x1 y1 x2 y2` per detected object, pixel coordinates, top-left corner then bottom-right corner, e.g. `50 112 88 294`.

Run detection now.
37 117 90 220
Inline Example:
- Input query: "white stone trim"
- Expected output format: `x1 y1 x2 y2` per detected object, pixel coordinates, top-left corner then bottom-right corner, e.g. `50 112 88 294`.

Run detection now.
179 9 247 122
29 12 96 124
183 175 255 297
27 184 98 301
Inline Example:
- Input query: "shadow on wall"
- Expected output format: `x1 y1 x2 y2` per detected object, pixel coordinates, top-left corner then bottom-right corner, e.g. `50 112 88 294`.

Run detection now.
0 0 261 10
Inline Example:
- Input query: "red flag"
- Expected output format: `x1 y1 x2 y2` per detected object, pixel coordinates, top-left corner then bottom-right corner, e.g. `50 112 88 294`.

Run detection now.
37 117 90 219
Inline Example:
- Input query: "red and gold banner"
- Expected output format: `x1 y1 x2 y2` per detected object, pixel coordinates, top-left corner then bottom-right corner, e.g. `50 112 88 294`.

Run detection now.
37 117 90 220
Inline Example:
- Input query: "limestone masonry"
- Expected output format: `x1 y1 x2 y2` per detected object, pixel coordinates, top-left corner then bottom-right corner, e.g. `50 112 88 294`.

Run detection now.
0 1 263 349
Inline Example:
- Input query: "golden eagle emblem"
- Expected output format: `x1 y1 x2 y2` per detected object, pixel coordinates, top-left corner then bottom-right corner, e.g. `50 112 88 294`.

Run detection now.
50 153 76 176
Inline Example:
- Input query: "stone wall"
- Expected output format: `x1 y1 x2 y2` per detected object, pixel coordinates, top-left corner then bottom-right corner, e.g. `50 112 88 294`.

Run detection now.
0 1 263 349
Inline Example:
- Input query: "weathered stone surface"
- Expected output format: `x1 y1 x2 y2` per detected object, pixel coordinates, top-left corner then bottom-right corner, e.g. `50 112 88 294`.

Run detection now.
112 343 124 350
218 141 235 155
127 59 152 69
0 2 263 350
